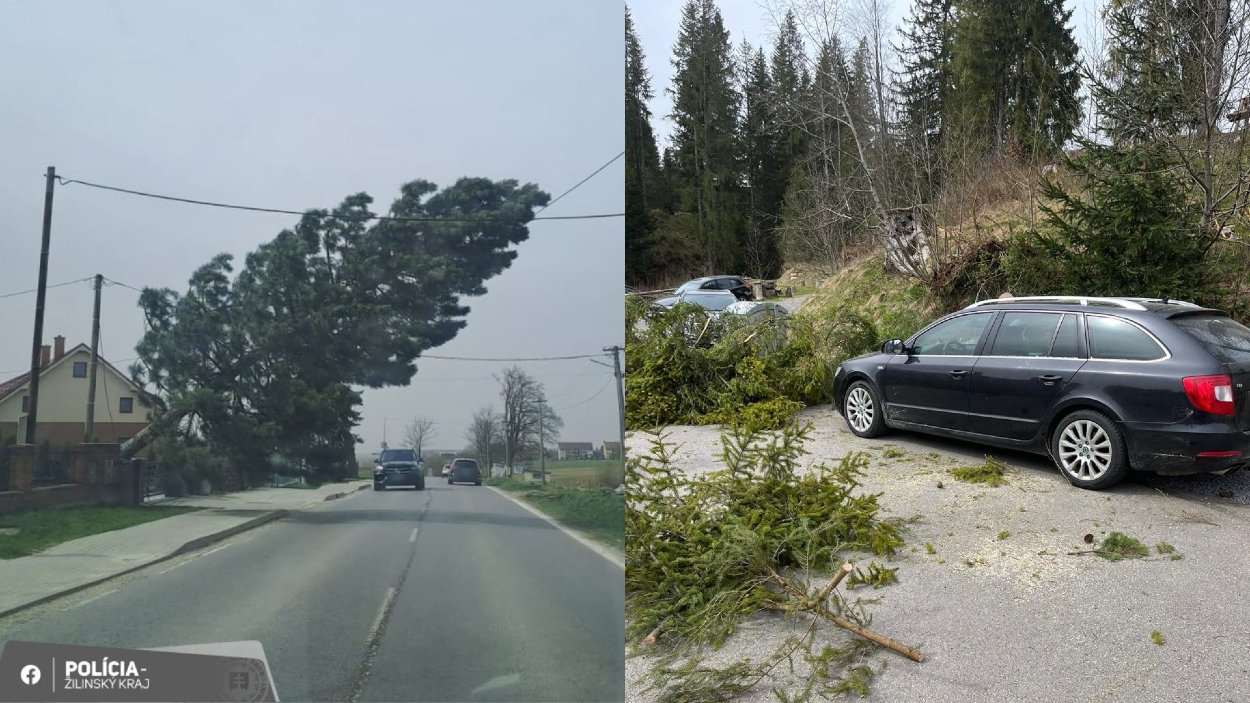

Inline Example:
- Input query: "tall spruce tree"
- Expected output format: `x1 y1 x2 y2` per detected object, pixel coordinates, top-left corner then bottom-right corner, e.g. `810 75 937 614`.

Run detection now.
669 0 743 274
1028 0 1226 300
739 42 782 277
947 0 1080 159
626 6 663 282
894 0 955 177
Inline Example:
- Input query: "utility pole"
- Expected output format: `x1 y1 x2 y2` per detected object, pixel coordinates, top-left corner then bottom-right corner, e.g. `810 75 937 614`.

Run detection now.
604 345 626 482
25 167 56 445
85 274 103 442
537 398 546 485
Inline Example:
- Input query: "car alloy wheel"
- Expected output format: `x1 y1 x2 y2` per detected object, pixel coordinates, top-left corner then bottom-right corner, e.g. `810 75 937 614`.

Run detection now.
1050 409 1129 490
846 386 874 433
1057 420 1113 480
842 380 887 438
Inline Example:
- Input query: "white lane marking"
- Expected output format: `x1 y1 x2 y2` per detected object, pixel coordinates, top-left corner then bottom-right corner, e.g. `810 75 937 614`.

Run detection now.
157 555 198 574
366 587 397 644
470 673 522 696
199 543 234 558
409 527 419 543
156 541 235 574
67 588 118 610
487 487 624 570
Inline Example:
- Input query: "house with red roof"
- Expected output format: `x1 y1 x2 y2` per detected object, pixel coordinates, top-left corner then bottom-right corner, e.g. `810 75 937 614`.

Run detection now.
0 335 153 446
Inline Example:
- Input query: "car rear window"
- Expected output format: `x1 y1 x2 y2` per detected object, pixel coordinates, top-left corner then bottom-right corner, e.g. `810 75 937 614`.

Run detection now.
1051 314 1080 357
988 312 1062 357
1087 316 1166 361
1173 315 1250 364
453 459 478 469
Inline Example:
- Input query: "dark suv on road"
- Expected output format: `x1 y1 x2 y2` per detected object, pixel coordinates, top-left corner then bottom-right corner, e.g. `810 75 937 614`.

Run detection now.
833 297 1250 489
448 457 482 486
374 448 424 491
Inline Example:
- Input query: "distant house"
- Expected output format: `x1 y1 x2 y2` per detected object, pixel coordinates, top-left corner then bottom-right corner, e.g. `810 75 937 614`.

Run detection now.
557 441 595 461
603 441 622 461
0 336 154 446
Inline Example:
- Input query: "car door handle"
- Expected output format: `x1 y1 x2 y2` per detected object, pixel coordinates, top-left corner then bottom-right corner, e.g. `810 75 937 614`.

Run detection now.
1038 374 1063 386
949 370 968 378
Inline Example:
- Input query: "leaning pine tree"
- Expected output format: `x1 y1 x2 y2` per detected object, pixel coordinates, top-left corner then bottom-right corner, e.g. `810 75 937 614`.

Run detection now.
132 178 549 488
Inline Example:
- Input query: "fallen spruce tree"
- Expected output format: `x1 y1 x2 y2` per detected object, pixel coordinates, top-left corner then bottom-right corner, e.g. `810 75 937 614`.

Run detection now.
626 423 923 702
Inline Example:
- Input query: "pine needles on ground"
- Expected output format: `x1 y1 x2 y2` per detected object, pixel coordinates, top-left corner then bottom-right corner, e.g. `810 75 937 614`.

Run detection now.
949 455 1008 486
627 423 912 700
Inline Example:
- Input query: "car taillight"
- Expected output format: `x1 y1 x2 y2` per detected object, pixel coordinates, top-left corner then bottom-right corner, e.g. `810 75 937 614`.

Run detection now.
1183 375 1236 416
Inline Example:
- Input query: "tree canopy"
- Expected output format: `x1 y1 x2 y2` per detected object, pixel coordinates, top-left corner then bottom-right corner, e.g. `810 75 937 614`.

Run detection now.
133 177 549 486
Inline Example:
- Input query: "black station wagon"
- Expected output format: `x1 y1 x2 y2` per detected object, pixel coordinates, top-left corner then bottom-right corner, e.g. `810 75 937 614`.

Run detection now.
833 297 1250 489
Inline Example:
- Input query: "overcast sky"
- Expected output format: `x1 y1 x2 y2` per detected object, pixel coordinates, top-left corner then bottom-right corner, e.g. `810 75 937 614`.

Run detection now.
631 0 1106 149
0 0 623 454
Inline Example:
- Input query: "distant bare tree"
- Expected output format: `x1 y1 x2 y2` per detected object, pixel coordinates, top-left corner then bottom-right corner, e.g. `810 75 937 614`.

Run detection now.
404 416 436 458
496 367 564 475
464 407 500 471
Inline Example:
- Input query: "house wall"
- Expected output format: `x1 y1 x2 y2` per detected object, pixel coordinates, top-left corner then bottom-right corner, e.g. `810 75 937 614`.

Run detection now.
0 348 154 445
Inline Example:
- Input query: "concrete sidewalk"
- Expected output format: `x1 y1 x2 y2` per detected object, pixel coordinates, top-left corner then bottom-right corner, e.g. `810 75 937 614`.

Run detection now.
0 482 369 618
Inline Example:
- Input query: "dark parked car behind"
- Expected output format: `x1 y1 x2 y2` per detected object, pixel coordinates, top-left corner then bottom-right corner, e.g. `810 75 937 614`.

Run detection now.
833 296 1250 489
374 448 425 491
448 457 482 486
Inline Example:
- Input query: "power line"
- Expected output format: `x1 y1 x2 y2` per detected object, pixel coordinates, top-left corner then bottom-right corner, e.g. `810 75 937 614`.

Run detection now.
54 176 623 222
535 151 624 215
555 378 613 412
0 277 93 300
101 277 144 293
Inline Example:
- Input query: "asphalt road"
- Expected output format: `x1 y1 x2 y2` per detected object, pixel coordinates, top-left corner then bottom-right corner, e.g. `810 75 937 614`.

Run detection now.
0 482 625 702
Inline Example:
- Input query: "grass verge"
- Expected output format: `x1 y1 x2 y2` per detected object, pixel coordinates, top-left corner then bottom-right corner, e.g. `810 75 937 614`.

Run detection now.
487 478 623 551
0 506 198 560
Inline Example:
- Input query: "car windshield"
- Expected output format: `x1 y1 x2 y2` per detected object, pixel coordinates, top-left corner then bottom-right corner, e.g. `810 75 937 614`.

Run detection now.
1174 315 1250 364
379 449 417 462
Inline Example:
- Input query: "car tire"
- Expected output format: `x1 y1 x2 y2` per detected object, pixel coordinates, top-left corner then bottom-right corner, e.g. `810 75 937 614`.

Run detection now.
373 484 381 491
416 480 425 491
474 480 481 486
843 380 887 438
1050 409 1129 490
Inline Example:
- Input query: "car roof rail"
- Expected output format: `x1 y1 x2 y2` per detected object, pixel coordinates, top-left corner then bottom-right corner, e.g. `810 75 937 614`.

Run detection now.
1117 297 1201 308
964 296 1154 310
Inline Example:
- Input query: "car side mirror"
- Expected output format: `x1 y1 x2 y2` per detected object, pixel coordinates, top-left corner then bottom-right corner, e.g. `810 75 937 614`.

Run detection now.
882 339 907 355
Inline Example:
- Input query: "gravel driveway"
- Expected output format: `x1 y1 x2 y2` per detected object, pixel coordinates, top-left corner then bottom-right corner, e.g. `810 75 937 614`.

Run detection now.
627 405 1250 703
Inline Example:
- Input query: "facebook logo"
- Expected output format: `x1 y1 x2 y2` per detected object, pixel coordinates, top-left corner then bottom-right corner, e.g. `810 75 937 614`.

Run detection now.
20 664 40 685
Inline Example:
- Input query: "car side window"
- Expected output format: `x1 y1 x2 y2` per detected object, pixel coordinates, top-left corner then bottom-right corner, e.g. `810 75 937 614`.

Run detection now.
701 280 717 290
988 312 1063 357
910 313 992 356
1087 316 1166 361
1050 314 1081 357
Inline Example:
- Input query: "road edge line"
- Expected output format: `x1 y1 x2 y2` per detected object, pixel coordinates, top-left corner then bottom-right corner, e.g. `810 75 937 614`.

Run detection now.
0 509 289 620
487 486 624 570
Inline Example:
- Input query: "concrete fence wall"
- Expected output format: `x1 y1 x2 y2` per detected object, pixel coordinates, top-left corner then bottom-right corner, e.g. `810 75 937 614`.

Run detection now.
0 443 138 514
